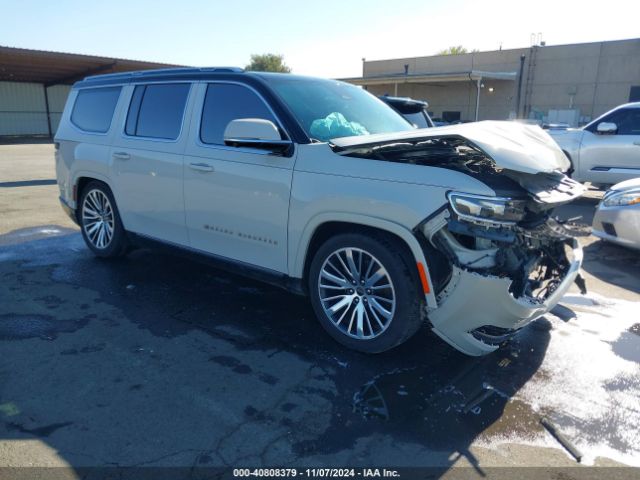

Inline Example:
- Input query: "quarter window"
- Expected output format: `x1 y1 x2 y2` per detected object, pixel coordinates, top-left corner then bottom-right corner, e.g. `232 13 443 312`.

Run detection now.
200 84 278 145
71 87 121 133
125 83 190 140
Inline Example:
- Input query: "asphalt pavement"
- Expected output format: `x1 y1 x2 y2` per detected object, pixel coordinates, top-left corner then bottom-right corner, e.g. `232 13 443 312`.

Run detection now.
1 143 639 478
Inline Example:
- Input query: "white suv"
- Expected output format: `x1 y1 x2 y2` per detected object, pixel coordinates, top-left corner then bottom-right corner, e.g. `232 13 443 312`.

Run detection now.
55 68 584 356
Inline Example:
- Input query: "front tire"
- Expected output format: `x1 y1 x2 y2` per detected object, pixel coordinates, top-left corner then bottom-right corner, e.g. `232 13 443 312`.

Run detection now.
308 233 425 353
79 181 128 258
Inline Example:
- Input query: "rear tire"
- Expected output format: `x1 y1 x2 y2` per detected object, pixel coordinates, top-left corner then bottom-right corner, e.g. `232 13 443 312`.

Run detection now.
79 181 128 258
308 232 425 353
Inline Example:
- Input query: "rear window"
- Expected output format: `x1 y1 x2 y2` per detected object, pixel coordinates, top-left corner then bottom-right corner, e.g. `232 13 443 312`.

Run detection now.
125 83 190 140
71 87 121 133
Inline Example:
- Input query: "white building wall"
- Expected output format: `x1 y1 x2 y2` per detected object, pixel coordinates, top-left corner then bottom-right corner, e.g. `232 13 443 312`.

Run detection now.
0 81 71 136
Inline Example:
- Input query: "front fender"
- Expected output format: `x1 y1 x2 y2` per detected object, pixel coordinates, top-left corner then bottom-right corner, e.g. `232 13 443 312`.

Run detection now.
292 212 437 308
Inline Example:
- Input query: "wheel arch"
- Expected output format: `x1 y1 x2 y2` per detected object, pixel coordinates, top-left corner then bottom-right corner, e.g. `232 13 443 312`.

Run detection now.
73 171 114 200
294 214 437 308
562 149 575 176
73 173 117 221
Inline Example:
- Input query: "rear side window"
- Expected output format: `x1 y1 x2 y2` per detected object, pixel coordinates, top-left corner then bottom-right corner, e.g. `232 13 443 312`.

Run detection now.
71 87 121 133
125 83 190 140
200 83 277 145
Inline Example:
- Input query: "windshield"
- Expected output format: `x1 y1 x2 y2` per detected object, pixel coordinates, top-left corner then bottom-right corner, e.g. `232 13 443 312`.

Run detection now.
266 76 414 142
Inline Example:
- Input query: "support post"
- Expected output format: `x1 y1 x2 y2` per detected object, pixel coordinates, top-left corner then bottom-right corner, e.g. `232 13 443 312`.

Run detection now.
475 78 481 122
394 83 398 96
515 54 526 118
43 84 52 139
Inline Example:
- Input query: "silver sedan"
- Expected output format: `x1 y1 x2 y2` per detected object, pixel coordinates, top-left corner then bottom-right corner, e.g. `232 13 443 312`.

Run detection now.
592 178 640 249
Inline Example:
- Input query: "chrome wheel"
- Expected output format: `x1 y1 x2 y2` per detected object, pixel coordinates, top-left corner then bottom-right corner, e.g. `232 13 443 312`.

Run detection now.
318 247 396 340
82 189 115 249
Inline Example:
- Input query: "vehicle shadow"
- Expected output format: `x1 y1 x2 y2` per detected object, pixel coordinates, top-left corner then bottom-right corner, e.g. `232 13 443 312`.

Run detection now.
0 230 551 477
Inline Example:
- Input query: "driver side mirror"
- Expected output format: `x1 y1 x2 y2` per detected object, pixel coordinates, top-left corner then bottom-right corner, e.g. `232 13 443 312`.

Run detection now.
224 118 292 153
596 122 617 135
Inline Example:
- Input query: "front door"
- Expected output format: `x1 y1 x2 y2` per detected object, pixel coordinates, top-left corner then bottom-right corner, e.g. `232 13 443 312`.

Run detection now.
580 108 640 184
183 82 295 273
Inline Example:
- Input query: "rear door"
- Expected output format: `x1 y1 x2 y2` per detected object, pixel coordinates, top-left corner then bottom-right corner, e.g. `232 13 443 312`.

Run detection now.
110 82 193 245
183 82 295 273
579 108 640 184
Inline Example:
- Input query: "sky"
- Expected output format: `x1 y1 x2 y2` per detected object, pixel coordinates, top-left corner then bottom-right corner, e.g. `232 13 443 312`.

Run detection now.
1 0 639 78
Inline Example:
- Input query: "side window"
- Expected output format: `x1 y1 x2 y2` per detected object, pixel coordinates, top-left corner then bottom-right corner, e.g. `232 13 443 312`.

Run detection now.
200 83 278 145
71 87 121 133
616 109 640 135
125 83 190 140
588 109 640 135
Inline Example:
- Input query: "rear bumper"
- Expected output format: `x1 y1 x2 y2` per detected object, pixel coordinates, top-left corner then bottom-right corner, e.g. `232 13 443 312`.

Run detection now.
59 196 79 226
429 238 583 356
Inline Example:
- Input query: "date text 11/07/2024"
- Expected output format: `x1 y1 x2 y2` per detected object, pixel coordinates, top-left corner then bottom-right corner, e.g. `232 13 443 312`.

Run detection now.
232 468 401 478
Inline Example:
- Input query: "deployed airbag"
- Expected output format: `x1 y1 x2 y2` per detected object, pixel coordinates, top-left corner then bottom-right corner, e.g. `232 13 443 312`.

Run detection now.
310 112 369 142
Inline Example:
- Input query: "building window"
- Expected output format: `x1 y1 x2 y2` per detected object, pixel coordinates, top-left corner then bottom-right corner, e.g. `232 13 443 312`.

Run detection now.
442 111 461 123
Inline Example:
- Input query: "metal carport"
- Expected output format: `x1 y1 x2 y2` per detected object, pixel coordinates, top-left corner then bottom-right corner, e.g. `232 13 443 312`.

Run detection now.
0 46 181 138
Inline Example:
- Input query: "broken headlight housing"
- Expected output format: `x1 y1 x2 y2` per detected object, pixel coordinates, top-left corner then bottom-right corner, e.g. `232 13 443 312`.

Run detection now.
447 192 526 225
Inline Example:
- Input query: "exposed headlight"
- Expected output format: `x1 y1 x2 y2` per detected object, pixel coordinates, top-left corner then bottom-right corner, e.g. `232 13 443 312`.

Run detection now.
602 189 640 207
448 192 526 225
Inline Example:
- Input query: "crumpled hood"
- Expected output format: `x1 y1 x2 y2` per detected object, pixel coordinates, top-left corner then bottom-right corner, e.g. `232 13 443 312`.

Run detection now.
331 121 570 175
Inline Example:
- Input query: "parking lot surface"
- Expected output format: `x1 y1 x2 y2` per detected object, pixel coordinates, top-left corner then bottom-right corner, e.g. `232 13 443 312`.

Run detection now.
1 144 639 476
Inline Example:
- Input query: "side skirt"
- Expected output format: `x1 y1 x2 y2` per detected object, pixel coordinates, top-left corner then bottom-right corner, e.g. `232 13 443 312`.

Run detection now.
126 232 306 296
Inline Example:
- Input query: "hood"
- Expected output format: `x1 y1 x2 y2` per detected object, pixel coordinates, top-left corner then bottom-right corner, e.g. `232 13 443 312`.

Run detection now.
610 177 640 192
331 121 570 175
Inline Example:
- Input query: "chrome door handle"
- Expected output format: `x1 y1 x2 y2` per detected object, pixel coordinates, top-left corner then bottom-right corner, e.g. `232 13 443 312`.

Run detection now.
189 162 214 172
633 141 640 146
112 152 130 160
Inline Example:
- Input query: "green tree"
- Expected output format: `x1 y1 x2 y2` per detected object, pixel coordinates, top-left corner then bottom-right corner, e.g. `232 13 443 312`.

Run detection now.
245 53 291 73
437 45 469 55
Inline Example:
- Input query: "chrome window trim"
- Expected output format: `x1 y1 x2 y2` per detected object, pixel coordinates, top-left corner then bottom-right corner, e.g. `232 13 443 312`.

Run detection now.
195 80 294 156
119 81 193 144
69 85 124 136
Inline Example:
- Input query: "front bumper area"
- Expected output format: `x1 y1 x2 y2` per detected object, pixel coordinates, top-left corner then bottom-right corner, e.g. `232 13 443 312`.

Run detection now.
592 204 640 250
428 237 583 356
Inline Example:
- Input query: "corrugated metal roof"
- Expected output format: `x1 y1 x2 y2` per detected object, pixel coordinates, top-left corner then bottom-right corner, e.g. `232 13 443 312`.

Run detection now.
0 45 184 85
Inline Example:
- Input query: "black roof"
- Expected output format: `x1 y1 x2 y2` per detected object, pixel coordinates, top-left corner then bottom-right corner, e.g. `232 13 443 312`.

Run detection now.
74 67 327 89
75 67 249 87
72 67 315 145
379 95 429 113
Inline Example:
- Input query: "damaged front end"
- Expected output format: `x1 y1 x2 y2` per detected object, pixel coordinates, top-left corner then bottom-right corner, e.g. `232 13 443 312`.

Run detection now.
421 197 583 355
333 125 585 355
418 164 585 355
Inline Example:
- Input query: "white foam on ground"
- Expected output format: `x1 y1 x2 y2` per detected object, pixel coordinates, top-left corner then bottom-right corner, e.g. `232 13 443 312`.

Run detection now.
481 292 640 466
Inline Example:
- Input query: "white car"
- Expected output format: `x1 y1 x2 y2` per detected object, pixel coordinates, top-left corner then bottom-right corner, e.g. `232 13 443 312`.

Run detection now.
55 68 584 356
592 178 640 249
549 102 640 185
